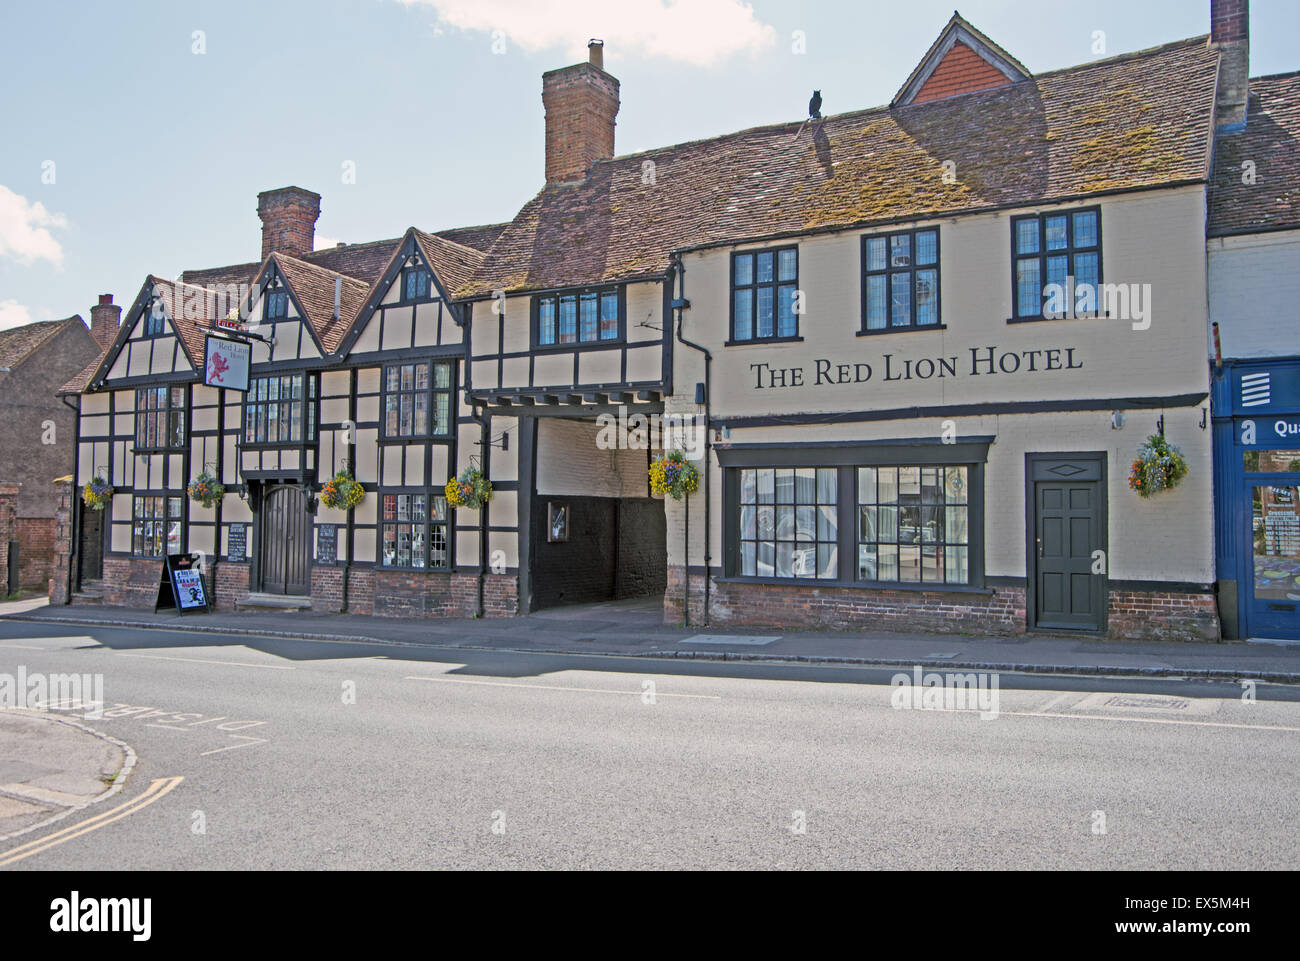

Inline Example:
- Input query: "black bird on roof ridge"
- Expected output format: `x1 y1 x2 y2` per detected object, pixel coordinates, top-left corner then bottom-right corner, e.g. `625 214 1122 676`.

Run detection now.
809 89 822 119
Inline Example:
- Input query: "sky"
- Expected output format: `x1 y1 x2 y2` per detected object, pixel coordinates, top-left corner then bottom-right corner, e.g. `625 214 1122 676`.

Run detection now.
1 0 1296 331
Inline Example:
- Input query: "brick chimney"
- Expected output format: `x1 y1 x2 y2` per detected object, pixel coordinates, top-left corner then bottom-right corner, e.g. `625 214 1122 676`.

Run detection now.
1211 0 1250 131
89 294 120 350
257 186 321 260
542 40 619 185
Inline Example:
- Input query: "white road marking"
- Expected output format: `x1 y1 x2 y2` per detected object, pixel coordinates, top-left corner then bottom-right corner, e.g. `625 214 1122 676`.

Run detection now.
406 675 722 699
114 652 293 670
0 643 44 650
199 736 267 756
1006 709 1300 734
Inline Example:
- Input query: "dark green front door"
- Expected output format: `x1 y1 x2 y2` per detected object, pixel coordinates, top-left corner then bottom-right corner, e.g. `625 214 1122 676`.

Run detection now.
1029 454 1107 632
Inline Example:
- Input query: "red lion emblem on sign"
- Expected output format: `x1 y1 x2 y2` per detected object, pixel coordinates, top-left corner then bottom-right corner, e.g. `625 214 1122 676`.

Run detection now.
208 351 231 383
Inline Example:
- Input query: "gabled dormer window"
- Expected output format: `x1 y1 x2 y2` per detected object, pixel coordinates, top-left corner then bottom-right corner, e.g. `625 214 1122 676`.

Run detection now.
265 289 289 320
402 266 432 302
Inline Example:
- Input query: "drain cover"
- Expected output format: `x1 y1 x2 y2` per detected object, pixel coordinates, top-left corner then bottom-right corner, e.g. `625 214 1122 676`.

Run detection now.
1103 695 1190 710
681 634 781 646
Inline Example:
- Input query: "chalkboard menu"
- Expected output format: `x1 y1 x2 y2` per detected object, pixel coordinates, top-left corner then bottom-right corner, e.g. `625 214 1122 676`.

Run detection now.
317 524 338 566
227 523 247 563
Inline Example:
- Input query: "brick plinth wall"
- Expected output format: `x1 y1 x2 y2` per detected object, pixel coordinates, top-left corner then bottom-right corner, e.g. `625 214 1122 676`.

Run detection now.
49 478 73 604
367 569 518 618
213 562 250 612
99 557 167 608
0 484 18 593
666 567 1222 642
667 566 1026 634
1107 590 1220 642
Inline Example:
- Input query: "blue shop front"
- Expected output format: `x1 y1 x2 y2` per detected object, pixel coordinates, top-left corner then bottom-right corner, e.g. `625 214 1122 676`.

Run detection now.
1213 358 1300 640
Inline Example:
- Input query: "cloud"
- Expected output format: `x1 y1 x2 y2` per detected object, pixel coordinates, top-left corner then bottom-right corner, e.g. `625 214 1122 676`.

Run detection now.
0 299 34 331
399 0 777 67
314 234 342 251
0 185 67 266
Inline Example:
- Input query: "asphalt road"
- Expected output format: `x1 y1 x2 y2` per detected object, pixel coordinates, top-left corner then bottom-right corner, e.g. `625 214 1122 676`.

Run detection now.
1 619 1297 870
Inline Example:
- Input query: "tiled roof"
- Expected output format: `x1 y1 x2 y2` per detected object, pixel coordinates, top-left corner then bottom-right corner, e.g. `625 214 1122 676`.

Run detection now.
1207 71 1300 236
454 36 1220 297
181 237 403 291
59 347 110 395
413 230 487 299
434 222 509 252
270 253 372 353
0 318 78 370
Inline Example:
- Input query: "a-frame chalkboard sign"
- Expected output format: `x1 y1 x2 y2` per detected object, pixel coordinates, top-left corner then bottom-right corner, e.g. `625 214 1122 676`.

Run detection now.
155 553 211 615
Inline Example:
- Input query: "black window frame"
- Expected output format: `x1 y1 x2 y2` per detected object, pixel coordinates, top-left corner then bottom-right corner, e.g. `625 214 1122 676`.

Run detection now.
133 386 188 452
241 372 318 448
859 227 943 335
854 465 974 588
378 490 451 571
531 285 625 350
264 289 289 321
380 360 455 440
401 265 433 304
131 494 184 558
728 245 801 345
720 442 988 593
1009 205 1103 322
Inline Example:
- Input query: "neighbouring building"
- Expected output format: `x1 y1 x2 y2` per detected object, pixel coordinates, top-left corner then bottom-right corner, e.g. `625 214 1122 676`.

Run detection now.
57 2 1276 641
0 308 107 593
1207 53 1300 639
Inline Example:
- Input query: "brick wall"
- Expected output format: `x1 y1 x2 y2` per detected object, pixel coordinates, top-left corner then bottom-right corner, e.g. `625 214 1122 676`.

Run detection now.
533 497 616 608
257 187 320 260
367 568 518 618
213 561 250 612
0 483 16 594
913 41 1012 104
542 62 619 184
667 566 1027 634
15 517 55 592
1211 0 1248 44
49 478 73 604
1107 589 1220 642
100 556 166 608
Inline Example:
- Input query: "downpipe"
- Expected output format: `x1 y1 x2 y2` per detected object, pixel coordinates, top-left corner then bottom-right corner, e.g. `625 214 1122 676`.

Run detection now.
670 253 711 627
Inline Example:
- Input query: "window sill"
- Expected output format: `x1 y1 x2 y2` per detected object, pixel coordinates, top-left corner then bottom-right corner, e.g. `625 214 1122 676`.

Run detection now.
531 339 626 352
132 447 187 455
857 324 947 337
714 575 993 596
378 434 453 444
724 335 804 348
1007 312 1109 325
377 565 452 574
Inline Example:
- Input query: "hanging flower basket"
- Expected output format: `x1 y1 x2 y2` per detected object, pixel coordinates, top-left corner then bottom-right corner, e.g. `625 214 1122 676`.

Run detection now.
649 450 700 501
1128 433 1189 498
320 470 366 510
82 475 113 512
187 469 226 509
446 466 493 510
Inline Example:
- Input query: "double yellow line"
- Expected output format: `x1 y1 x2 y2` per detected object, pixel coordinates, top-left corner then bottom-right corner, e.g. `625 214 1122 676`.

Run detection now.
0 777 183 868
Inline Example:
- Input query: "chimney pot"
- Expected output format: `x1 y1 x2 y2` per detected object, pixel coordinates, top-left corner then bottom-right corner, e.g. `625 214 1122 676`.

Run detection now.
257 186 322 260
588 39 604 69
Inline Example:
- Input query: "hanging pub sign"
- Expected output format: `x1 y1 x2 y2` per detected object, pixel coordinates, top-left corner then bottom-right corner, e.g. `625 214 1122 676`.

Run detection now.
155 553 211 615
204 335 251 392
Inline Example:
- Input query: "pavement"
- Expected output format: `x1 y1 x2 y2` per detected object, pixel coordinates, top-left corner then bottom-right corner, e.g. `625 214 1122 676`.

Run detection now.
0 710 133 840
5 593 1300 683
